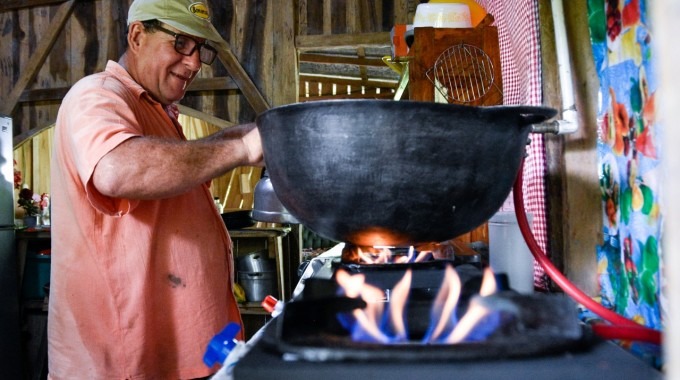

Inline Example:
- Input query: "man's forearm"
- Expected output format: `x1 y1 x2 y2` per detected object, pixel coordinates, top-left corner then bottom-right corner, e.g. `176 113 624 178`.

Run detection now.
92 124 262 199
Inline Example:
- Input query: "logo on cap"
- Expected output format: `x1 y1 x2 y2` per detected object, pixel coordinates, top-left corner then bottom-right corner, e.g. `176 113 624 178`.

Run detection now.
189 2 210 20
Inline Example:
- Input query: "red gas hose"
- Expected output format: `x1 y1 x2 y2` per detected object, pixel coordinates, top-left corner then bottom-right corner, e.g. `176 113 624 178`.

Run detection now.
590 324 663 345
512 159 662 345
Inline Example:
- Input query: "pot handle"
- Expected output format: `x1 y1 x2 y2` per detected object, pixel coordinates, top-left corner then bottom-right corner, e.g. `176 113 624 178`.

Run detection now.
515 106 558 125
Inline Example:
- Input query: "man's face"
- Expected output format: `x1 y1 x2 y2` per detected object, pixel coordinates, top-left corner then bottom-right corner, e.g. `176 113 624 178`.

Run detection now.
132 22 203 105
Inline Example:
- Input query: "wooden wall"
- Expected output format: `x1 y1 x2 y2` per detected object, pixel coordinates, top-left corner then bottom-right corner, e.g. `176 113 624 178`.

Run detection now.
1 0 413 208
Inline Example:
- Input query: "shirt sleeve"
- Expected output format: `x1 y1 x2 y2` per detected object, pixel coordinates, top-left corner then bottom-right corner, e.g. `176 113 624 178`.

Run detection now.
61 78 142 216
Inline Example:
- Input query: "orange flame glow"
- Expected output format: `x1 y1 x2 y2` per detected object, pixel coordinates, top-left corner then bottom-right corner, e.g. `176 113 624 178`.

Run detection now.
427 265 462 342
445 301 492 343
342 244 436 264
335 269 390 342
479 267 497 296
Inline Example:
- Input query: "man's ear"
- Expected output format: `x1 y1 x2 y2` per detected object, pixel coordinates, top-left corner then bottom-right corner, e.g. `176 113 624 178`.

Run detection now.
127 22 146 53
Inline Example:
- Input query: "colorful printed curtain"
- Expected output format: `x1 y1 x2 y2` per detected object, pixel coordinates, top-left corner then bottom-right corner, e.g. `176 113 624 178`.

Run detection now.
589 0 663 330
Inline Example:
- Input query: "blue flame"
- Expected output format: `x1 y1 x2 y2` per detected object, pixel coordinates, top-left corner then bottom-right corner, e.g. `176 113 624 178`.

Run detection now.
336 265 504 344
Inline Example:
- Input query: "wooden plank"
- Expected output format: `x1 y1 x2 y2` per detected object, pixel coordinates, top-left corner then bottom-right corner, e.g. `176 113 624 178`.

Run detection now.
298 0 308 36
270 0 297 107
323 0 331 35
176 104 235 130
394 0 409 24
19 87 69 102
0 0 70 12
409 26 503 106
539 0 565 288
357 47 368 81
296 31 390 50
300 61 396 79
304 0 323 35
186 77 239 91
15 76 238 103
68 0 96 82
32 126 53 195
18 1 69 137
1 0 76 116
217 44 270 115
372 0 382 31
97 0 114 74
346 0 359 33
0 11 16 111
13 123 53 148
332 0 348 34
299 53 387 67
558 0 602 295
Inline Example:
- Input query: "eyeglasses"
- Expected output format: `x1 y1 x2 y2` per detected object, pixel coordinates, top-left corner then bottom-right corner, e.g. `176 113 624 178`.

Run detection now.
153 24 218 65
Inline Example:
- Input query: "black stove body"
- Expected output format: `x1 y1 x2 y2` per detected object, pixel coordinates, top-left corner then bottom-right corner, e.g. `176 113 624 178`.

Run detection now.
232 258 662 379
233 322 662 380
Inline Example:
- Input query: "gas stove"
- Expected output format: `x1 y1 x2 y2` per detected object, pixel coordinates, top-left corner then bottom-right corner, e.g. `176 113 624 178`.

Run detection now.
230 244 661 379
232 319 661 380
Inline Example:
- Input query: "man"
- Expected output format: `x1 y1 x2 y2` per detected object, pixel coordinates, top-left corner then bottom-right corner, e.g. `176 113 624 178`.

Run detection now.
48 0 261 378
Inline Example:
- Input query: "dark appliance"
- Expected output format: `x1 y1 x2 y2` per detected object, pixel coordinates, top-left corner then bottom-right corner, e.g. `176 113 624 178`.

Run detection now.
232 256 662 380
0 115 23 378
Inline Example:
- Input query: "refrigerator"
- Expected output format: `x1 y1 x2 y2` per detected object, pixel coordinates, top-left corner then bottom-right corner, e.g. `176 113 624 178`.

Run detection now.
0 115 23 378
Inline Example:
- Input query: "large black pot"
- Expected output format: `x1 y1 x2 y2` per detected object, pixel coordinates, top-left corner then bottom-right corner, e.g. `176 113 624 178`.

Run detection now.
256 100 555 246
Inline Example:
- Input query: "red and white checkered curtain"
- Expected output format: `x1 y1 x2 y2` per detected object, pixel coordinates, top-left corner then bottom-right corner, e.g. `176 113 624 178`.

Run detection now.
476 0 549 289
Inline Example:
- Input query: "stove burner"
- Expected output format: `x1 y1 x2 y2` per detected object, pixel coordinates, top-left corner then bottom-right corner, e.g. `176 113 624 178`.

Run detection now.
264 261 595 362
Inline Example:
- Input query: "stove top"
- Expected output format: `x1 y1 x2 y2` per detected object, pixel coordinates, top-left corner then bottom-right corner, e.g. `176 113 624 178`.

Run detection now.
232 320 662 380
234 245 662 379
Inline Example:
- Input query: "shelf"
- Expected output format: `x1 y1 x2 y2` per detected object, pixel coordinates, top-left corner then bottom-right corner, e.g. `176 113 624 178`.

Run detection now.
229 226 291 238
238 303 270 315
229 227 292 302
15 228 51 240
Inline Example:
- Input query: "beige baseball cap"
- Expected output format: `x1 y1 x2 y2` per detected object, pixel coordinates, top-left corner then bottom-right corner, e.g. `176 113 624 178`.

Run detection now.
127 0 228 50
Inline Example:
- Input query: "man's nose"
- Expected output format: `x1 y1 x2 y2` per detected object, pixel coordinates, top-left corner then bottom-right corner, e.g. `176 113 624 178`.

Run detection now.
184 49 202 72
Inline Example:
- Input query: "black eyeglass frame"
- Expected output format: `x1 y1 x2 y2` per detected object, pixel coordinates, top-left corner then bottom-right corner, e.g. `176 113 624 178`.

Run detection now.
151 23 218 65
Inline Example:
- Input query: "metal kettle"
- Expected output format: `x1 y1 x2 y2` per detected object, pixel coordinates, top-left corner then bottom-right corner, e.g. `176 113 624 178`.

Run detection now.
252 169 299 224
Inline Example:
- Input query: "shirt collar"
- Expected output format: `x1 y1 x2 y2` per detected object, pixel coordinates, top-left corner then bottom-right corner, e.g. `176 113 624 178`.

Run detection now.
105 60 180 120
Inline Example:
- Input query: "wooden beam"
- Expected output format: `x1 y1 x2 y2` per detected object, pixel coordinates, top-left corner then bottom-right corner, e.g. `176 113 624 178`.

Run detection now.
296 32 390 51
298 0 308 36
186 77 239 92
1 0 77 116
299 53 387 67
12 101 236 148
346 0 359 34
270 0 297 107
323 0 331 35
357 47 368 82
16 77 238 104
394 0 410 25
0 0 71 12
19 88 69 102
176 104 235 129
14 123 53 148
217 44 270 115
